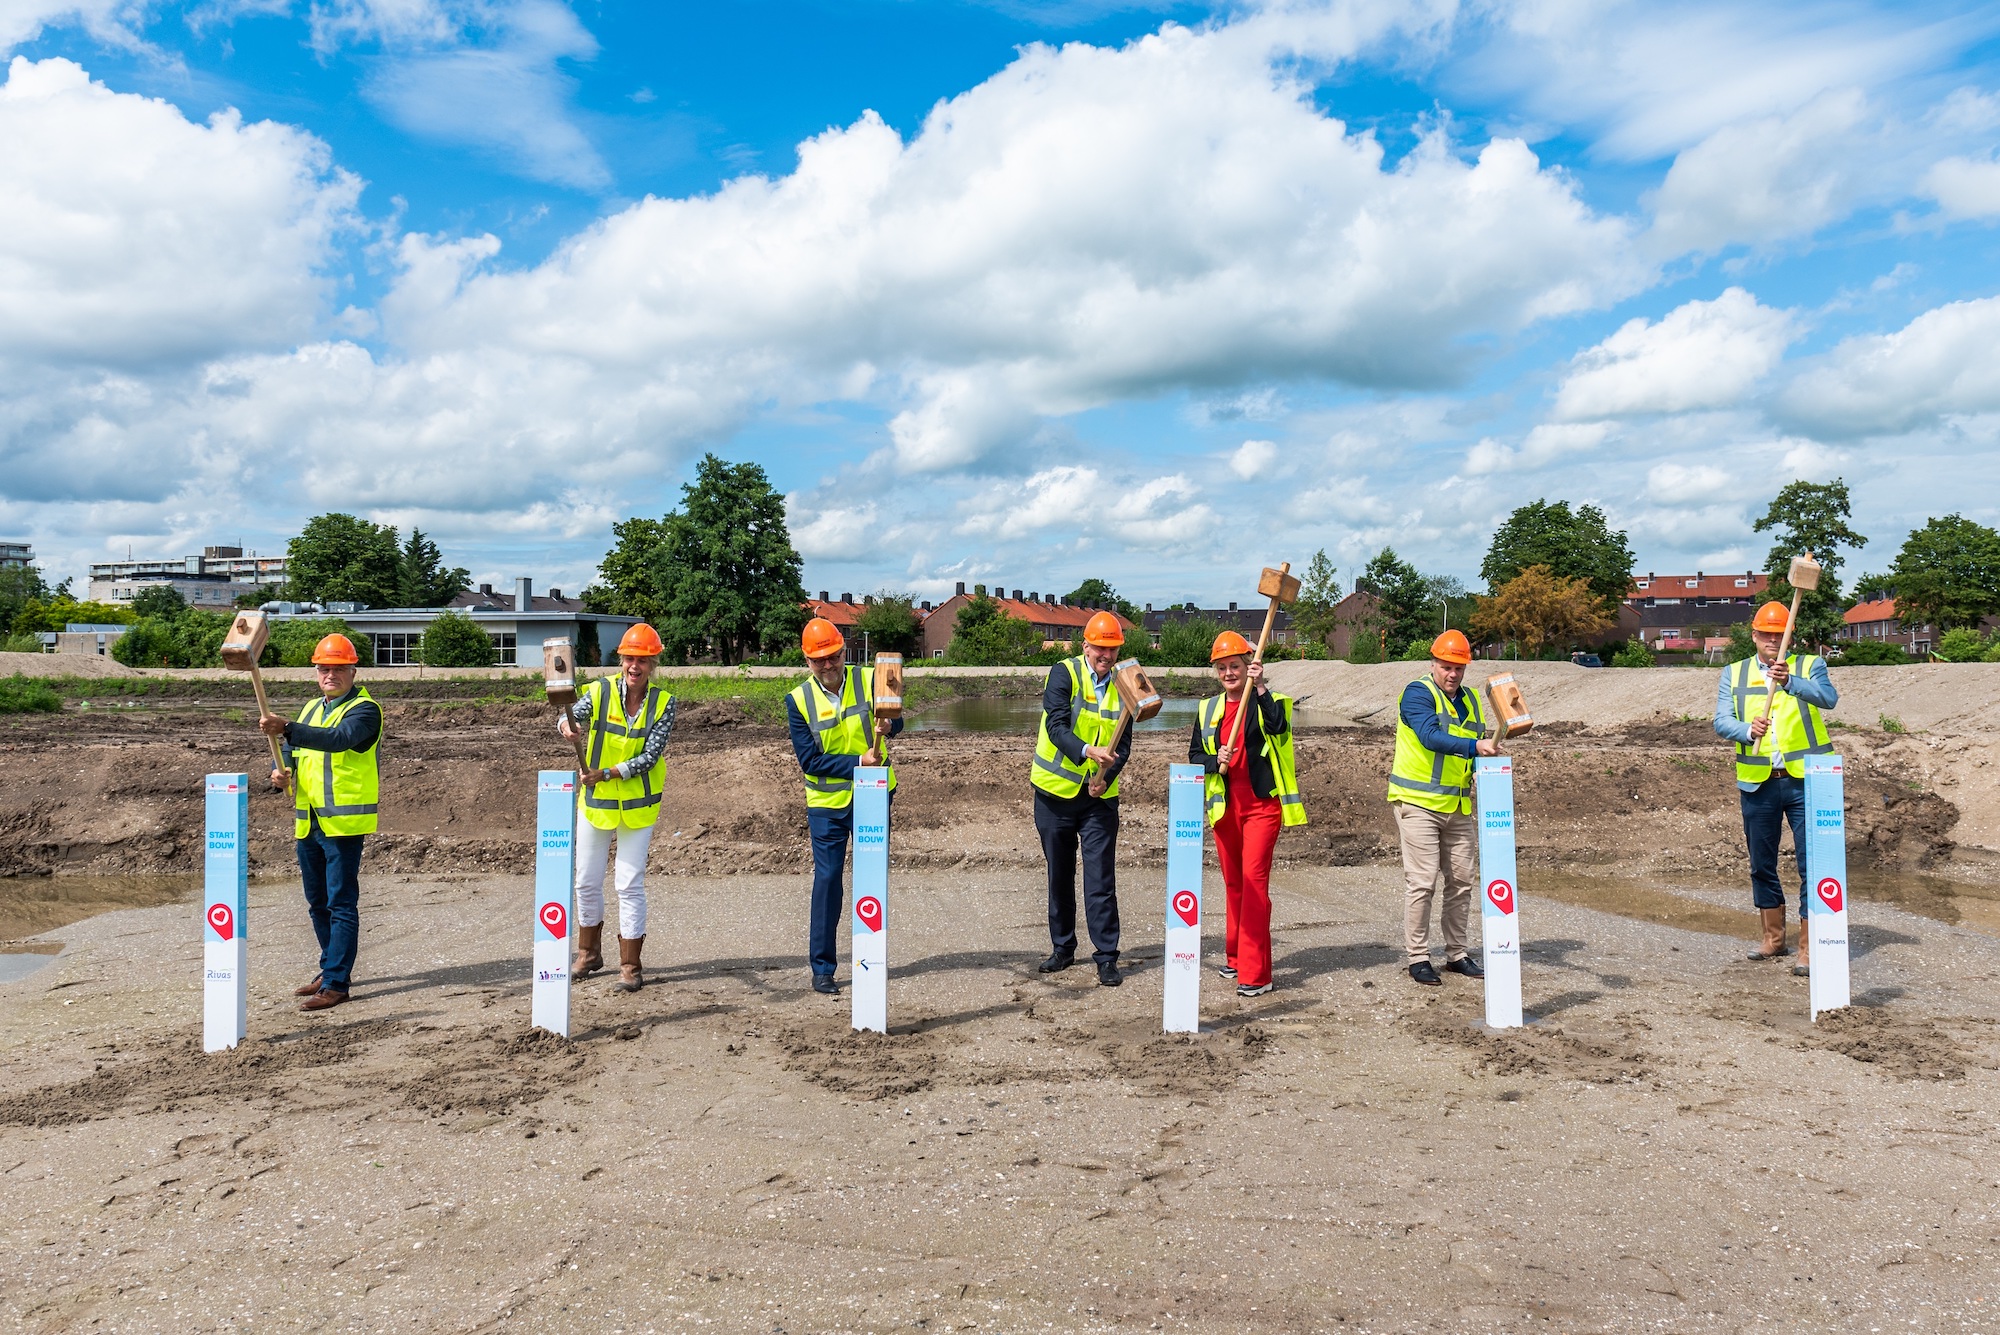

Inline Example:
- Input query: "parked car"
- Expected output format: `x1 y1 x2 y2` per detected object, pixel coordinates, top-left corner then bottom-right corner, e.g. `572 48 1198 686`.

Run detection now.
1570 652 1604 668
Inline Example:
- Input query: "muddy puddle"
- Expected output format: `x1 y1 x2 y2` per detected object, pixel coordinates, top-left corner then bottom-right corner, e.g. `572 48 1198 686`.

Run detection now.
1523 869 2000 941
0 872 204 943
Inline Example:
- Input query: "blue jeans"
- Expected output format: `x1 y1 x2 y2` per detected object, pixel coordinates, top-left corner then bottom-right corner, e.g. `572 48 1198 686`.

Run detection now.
1034 791 1121 966
807 796 891 978
297 818 365 991
1740 773 1809 916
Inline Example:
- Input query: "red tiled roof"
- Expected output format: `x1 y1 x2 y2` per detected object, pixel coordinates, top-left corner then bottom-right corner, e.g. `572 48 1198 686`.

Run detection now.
975 597 1135 631
803 598 867 627
1844 597 1898 625
1628 572 1768 600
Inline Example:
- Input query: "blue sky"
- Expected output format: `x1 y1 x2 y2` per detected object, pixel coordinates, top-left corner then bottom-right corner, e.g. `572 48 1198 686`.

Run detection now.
4 0 1999 608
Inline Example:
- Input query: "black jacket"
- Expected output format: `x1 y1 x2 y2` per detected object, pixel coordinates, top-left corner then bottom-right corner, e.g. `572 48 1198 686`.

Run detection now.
1043 661 1133 782
1189 689 1289 801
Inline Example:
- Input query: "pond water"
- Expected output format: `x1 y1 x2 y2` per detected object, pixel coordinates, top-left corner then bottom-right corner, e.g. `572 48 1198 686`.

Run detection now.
904 696 1204 734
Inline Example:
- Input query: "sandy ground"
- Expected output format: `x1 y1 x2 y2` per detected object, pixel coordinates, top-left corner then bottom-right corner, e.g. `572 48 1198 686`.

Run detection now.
3 860 1999 1333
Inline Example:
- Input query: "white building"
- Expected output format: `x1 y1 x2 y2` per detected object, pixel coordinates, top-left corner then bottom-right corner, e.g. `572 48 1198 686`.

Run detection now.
269 579 638 668
90 546 287 606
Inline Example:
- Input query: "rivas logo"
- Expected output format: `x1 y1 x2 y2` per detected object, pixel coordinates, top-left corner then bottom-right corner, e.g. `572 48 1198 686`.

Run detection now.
855 896 884 933
1172 890 1199 927
207 902 235 941
1815 877 1844 913
538 901 568 939
1486 879 1515 915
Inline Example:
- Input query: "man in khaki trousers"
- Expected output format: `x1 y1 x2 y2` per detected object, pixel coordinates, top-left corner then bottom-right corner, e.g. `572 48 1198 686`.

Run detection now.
1386 630 1500 986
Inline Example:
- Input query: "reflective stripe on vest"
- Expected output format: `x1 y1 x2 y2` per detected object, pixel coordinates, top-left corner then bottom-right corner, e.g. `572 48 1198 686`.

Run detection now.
1030 657 1122 800
787 667 896 809
1730 654 1833 783
292 686 382 838
581 676 672 830
1197 692 1307 829
1386 676 1483 814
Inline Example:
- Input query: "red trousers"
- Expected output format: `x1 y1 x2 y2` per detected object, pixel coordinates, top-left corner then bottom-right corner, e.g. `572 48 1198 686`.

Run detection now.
1214 774 1282 988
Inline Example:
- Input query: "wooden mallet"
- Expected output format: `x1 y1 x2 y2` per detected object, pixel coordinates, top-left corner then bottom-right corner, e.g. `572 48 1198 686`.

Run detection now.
1484 673 1534 740
1218 563 1301 764
1758 551 1822 728
869 653 904 760
219 611 290 795
541 638 592 776
1086 658 1161 795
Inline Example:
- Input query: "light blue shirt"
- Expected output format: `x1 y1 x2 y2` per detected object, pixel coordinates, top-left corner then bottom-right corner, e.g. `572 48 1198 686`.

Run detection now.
1714 655 1838 790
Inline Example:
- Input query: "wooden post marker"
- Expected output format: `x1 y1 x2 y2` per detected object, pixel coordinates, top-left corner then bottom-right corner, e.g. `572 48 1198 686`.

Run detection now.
533 770 576 1037
851 766 891 1033
1219 564 1300 763
1484 673 1534 739
1803 753 1851 1020
1475 756 1523 1029
1164 762 1206 1034
541 638 592 775
220 612 289 795
203 772 250 1053
1757 552 1821 730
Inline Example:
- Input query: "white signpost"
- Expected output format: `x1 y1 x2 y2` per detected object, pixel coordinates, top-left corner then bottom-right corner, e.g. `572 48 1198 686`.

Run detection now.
203 772 249 1053
533 770 575 1038
1475 755 1523 1030
851 767 891 1034
1163 762 1205 1034
1803 753 1851 1020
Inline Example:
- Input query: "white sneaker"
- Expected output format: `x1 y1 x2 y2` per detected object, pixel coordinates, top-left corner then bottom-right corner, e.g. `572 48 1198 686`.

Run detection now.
1236 982 1273 997
1217 965 1238 980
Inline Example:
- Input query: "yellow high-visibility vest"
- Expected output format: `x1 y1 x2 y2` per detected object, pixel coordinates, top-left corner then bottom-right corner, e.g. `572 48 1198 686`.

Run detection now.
1727 654 1832 784
580 675 673 830
1031 656 1122 800
787 667 896 809
1386 676 1482 815
292 687 382 838
1196 692 1307 828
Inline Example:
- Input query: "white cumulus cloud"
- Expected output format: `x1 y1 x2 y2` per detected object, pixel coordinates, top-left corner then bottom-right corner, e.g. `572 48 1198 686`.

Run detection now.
1778 294 2000 436
1925 154 2000 219
1552 287 1795 420
1229 439 1279 479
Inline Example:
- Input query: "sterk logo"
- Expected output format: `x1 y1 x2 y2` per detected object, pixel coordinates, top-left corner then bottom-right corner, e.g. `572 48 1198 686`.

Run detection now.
539 901 568 939
1816 877 1845 914
1172 890 1199 928
1487 879 1516 915
207 902 235 941
855 896 884 933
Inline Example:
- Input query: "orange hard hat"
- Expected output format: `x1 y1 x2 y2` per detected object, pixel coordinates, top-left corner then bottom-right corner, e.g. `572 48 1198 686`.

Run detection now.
1751 601 1791 633
1083 611 1125 648
801 617 845 659
1210 629 1254 662
310 633 359 666
617 622 665 657
1430 629 1472 665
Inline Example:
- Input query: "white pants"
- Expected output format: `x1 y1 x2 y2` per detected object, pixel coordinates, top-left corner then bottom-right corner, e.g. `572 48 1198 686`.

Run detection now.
574 819 654 939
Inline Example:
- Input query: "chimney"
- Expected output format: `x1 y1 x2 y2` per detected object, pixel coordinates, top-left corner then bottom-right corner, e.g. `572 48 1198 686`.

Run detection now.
1028 591 1038 603
841 592 852 604
955 581 966 596
921 600 932 612
1145 603 1153 612
1012 588 1023 600
1229 601 1238 612
973 583 986 596
479 582 493 597
549 587 562 601
864 594 875 605
515 577 532 612
819 590 829 602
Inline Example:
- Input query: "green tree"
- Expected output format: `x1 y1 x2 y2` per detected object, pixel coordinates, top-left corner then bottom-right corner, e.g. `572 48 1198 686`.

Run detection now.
111 618 180 668
1064 578 1139 622
946 594 1044 664
851 593 922 656
1838 640 1911 666
1724 622 1756 664
1356 547 1434 654
129 585 187 620
1290 549 1342 651
1481 500 1636 608
584 517 670 624
651 455 807 663
1753 479 1866 650
0 563 54 635
11 597 133 634
1887 514 2000 633
286 513 401 608
396 528 470 607
1935 627 1988 663
421 610 497 668
265 617 370 668
1154 616 1223 667
110 608 233 668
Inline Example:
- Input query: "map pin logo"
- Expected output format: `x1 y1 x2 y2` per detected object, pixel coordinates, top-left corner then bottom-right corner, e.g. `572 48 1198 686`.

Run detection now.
1816 877 1844 913
1486 879 1515 916
539 901 568 939
207 902 234 941
855 896 883 934
1172 889 1199 928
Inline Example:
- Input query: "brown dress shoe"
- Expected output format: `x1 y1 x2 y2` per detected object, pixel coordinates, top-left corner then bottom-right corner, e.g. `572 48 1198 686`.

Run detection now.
295 974 324 997
300 989 350 1012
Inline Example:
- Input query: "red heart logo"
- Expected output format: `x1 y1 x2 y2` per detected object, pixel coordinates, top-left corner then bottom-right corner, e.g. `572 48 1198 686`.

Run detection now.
1172 890 1199 928
855 896 883 934
1486 879 1515 916
207 902 235 941
1816 877 1844 913
539 901 568 938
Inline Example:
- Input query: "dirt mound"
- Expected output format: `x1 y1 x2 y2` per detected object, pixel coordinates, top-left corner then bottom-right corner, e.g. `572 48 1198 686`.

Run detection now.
1406 1001 1656 1083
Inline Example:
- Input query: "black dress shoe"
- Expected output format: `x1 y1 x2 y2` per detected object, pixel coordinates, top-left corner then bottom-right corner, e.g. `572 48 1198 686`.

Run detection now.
1037 951 1074 973
1409 961 1442 987
1096 961 1123 988
811 975 838 995
1445 956 1485 979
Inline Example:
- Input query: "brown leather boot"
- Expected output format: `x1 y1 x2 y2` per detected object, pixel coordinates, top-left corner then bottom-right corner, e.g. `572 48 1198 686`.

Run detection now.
615 935 644 992
1747 907 1790 960
572 923 604 982
295 973 324 997
1793 915 1811 977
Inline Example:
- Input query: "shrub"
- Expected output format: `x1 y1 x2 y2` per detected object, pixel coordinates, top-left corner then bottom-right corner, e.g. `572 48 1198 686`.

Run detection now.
1153 617 1223 668
1610 641 1655 668
1837 640 1912 666
421 610 498 668
0 673 60 713
110 618 180 667
1934 627 1987 662
1398 638 1431 661
0 632 41 653
266 617 372 667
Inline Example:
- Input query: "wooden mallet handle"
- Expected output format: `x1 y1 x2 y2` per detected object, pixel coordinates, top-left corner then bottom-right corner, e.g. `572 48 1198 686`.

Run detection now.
1221 561 1291 763
1758 551 1818 728
249 664 291 795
